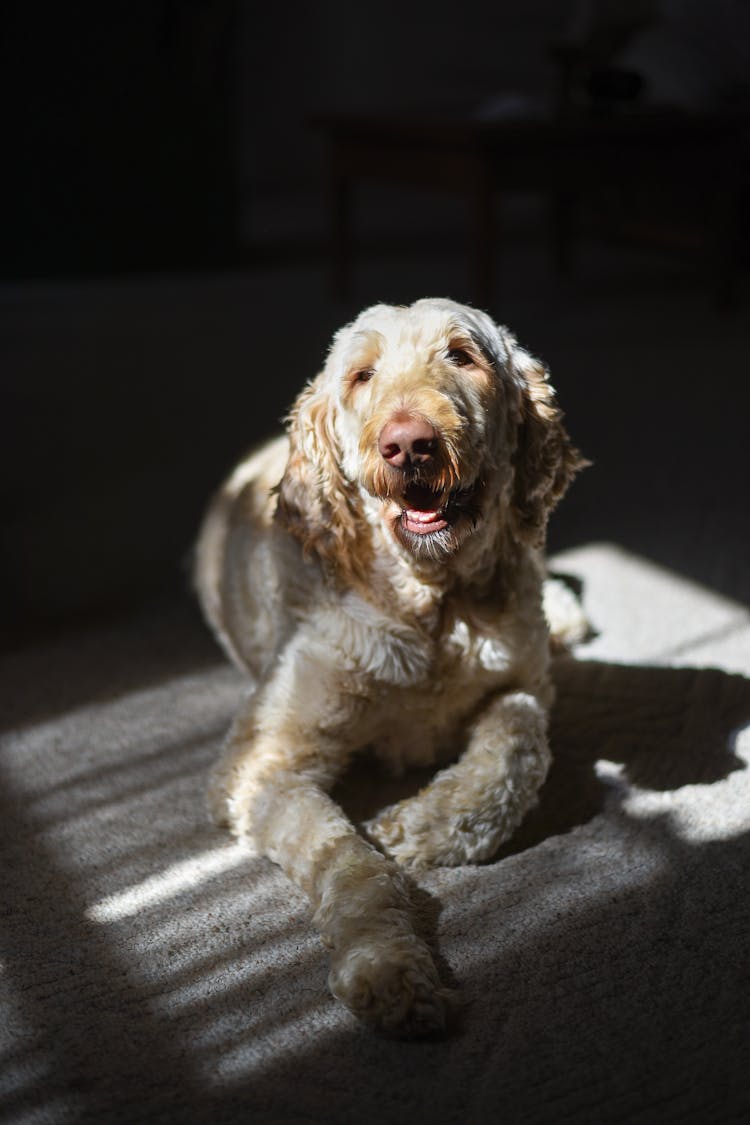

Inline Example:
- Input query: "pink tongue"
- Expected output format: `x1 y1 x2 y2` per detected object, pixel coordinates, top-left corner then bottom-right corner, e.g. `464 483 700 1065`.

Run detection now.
403 507 448 534
406 508 441 524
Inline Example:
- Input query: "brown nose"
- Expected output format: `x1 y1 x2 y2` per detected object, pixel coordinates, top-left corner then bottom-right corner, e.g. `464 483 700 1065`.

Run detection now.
378 412 438 469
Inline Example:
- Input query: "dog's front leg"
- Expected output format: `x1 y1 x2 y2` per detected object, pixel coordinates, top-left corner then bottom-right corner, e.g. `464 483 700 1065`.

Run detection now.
366 689 551 869
254 776 451 1035
209 652 451 1036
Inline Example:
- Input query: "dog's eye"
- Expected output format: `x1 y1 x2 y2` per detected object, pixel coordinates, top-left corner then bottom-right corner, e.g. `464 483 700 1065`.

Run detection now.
447 348 473 367
354 368 374 384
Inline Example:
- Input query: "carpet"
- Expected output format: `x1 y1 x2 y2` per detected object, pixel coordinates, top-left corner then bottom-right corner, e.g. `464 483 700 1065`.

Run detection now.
2 543 749 1124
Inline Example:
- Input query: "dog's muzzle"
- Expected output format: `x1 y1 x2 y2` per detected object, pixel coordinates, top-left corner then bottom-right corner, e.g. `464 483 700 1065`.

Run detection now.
376 411 479 540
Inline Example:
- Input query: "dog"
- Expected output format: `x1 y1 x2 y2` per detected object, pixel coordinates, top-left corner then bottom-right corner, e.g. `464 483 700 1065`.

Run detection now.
194 298 586 1035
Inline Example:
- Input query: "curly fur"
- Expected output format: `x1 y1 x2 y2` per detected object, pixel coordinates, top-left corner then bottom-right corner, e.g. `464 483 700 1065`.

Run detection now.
194 298 586 1035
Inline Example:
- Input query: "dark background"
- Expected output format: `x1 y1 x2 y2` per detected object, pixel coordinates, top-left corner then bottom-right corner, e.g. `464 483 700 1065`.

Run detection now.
3 0 749 646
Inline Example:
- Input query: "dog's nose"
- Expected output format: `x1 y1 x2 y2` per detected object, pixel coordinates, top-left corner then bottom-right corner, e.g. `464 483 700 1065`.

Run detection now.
378 413 438 469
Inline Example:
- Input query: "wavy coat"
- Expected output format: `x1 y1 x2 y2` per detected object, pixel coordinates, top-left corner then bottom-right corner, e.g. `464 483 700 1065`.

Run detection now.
194 298 587 1034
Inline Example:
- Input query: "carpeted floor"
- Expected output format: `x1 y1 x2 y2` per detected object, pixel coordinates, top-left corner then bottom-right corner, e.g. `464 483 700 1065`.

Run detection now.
2 542 749 1124
3 199 750 1121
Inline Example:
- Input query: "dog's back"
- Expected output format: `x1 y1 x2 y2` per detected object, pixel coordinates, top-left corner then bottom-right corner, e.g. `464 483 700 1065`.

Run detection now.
194 435 299 679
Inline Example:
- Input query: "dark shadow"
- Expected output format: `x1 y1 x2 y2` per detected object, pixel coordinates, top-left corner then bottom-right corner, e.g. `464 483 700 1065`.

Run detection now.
335 659 750 854
193 658 750 1121
2 629 749 1121
209 825 750 1125
0 780 218 1124
499 657 750 857
0 593 232 736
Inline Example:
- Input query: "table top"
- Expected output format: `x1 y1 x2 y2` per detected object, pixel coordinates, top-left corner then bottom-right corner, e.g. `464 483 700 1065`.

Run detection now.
310 105 746 150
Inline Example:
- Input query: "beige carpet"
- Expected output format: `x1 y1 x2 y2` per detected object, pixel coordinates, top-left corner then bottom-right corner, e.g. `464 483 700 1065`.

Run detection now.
2 543 749 1124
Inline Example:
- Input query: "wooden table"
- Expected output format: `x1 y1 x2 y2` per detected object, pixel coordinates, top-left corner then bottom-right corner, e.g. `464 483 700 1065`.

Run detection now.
311 108 743 307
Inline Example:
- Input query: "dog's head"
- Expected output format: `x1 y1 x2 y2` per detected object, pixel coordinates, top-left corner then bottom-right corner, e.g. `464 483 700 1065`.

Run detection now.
276 298 584 581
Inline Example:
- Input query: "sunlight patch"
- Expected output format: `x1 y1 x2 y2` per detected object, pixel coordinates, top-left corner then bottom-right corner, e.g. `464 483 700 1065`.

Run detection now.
597 726 750 844
550 542 750 671
86 843 253 922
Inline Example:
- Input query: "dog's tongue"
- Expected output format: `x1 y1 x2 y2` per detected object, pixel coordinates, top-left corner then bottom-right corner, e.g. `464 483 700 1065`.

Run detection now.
403 507 448 534
406 507 442 523
402 484 447 534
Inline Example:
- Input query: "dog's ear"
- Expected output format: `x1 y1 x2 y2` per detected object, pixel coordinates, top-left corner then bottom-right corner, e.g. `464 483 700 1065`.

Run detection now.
275 372 369 583
509 341 587 548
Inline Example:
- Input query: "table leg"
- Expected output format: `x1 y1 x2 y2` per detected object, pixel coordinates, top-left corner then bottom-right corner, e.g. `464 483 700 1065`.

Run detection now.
469 163 494 309
551 190 575 276
712 168 739 311
329 150 352 298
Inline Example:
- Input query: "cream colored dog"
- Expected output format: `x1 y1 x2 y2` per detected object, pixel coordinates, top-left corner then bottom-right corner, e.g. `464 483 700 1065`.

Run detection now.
195 298 585 1035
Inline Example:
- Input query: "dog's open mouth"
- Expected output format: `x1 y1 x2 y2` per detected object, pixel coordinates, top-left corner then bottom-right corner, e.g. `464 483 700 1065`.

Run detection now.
400 483 449 535
397 481 479 539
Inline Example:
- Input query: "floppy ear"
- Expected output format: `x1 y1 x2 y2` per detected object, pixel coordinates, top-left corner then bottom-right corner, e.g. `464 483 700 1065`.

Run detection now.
274 372 369 583
509 342 587 548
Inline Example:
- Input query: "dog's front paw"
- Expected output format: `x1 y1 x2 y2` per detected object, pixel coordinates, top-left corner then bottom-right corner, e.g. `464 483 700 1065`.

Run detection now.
329 934 452 1037
365 798 504 869
365 807 457 869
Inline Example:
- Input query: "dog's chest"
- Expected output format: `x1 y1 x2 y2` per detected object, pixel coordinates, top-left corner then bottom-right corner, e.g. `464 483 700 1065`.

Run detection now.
367 614 522 773
316 591 542 772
